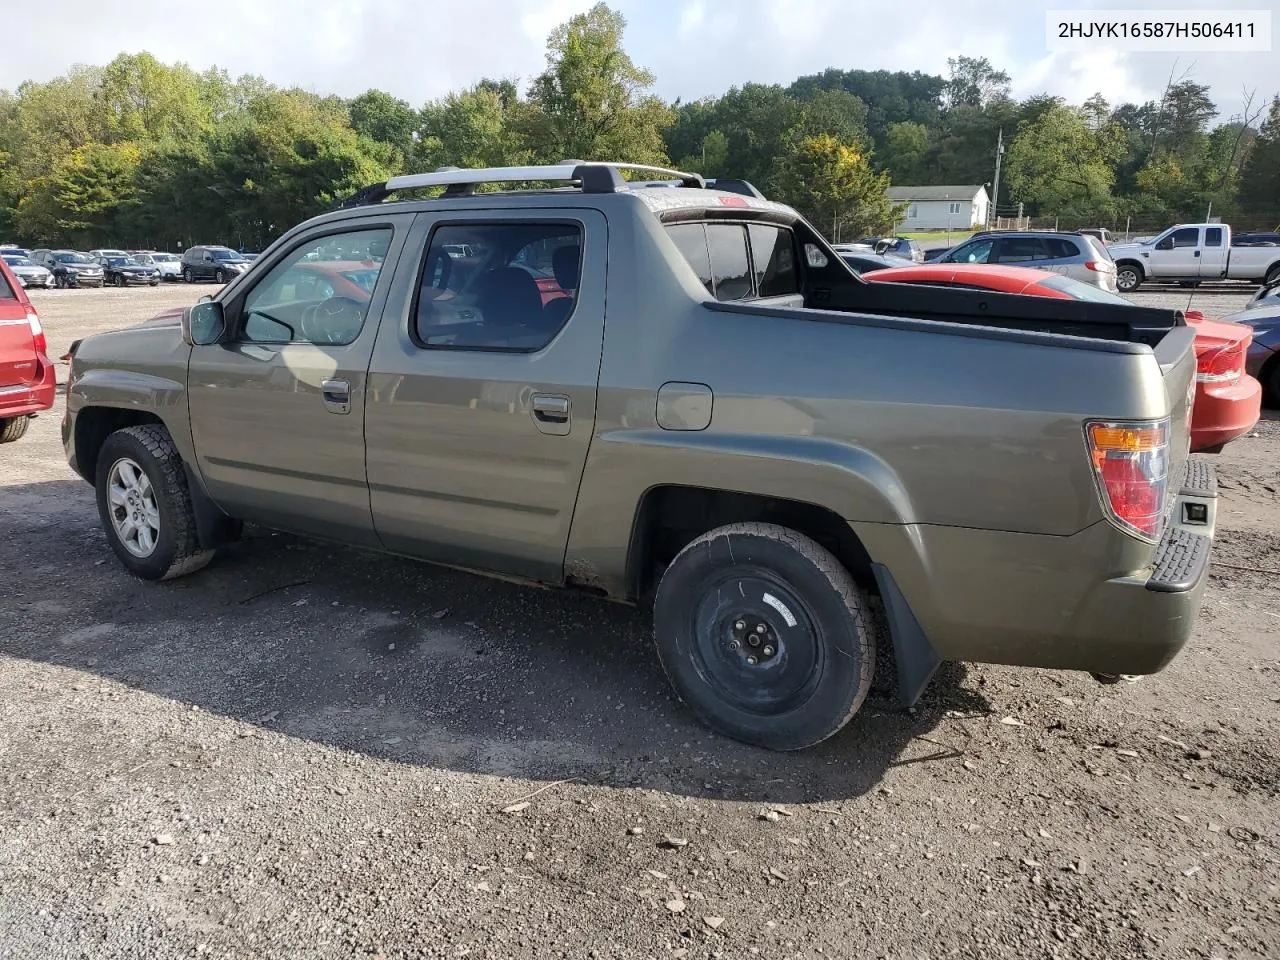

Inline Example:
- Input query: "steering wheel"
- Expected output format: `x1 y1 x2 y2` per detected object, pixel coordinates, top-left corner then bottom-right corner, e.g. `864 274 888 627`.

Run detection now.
300 296 366 345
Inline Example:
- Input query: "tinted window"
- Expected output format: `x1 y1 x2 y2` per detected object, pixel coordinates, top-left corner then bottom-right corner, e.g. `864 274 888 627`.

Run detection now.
667 223 713 295
0 271 14 300
994 237 1048 263
1171 228 1199 248
1081 235 1113 261
706 224 751 301
1205 227 1223 247
241 227 391 345
748 224 798 297
1044 238 1080 259
415 222 582 352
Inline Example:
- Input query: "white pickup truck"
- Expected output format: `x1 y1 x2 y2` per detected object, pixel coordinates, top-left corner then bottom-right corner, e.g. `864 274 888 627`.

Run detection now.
1110 223 1280 292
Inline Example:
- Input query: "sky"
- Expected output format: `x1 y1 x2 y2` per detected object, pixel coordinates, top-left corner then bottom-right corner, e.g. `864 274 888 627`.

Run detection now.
3 0 1278 121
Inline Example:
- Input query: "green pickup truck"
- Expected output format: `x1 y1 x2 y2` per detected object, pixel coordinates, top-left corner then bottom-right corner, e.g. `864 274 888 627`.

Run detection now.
64 162 1216 750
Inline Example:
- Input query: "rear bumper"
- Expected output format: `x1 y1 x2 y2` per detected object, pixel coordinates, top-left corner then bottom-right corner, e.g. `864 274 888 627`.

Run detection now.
856 460 1216 681
0 354 56 417
1192 375 1262 450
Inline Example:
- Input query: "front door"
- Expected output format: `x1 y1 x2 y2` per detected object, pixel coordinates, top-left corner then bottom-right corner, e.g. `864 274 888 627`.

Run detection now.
186 220 409 545
1146 226 1201 278
365 208 608 584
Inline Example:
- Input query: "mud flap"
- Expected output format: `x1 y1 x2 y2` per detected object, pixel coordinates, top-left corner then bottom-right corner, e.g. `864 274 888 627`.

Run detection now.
871 562 942 708
184 464 243 549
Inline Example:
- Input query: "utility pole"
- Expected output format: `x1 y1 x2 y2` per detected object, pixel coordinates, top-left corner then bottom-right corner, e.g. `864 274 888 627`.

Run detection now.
989 127 1004 230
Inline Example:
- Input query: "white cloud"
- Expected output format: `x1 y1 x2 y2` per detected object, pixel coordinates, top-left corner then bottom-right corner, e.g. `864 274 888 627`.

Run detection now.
1 0 1274 119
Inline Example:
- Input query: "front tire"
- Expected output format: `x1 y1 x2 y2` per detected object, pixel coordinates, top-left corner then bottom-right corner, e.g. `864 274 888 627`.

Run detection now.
0 416 30 443
182 267 192 283
215 269 226 284
1265 265 1280 287
653 522 878 751
1116 263 1142 292
94 424 214 580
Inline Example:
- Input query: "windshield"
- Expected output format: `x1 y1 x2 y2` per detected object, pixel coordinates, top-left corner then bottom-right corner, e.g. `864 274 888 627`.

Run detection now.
1037 274 1132 304
55 252 94 264
214 250 246 262
2 255 34 267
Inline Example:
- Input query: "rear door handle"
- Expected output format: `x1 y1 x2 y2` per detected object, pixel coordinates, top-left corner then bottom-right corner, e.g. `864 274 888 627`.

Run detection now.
321 378 351 415
531 393 571 435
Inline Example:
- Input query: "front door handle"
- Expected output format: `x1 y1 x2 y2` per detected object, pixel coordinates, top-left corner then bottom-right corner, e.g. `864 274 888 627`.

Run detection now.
531 393 571 435
321 378 351 415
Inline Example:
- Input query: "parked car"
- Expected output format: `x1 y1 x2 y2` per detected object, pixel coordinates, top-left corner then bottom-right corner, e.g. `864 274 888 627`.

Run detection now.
864 263 1261 452
1078 227 1113 245
858 236 924 262
0 246 32 259
934 231 1118 291
130 252 183 281
0 253 54 289
30 250 105 288
1109 223 1280 291
65 161 1215 751
88 248 130 260
96 255 161 287
1220 303 1280 406
0 257 54 443
1245 279 1280 311
180 245 252 283
838 251 916 274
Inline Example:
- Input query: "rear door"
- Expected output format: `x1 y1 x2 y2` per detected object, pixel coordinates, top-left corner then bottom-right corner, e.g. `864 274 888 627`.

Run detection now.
186 218 412 545
1198 226 1229 278
364 208 607 584
0 264 36 388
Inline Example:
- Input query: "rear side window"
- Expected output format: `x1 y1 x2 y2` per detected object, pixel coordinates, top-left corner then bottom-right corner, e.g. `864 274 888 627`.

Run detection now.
1044 238 1080 259
0 270 14 300
1081 235 1113 261
705 224 751 301
994 237 1048 263
748 224 799 298
1205 227 1223 247
666 223 713 295
414 221 582 352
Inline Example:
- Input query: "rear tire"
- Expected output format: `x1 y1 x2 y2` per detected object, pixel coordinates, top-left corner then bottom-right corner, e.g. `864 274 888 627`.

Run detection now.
182 267 192 283
1116 263 1142 292
1265 265 1280 287
1262 355 1280 410
94 424 214 580
215 269 226 284
653 522 877 751
0 416 30 443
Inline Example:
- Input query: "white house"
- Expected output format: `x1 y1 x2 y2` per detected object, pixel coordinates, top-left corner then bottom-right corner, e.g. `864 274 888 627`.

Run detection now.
886 185 989 231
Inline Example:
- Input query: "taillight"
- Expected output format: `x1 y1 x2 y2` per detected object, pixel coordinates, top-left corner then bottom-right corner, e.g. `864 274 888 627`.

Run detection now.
26 310 47 356
1084 260 1115 272
1085 420 1170 541
1196 341 1245 384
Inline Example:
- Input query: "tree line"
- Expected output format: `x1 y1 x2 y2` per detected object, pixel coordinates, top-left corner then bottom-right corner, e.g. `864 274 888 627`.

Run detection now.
2 2 1278 252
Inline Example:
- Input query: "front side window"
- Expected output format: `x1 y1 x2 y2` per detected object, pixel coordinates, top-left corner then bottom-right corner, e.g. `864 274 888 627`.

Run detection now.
240 227 392 345
1170 228 1199 248
414 222 582 352
948 238 994 264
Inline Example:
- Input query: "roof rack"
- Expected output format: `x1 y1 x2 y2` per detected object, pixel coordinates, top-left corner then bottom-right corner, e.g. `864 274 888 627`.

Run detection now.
331 162 706 210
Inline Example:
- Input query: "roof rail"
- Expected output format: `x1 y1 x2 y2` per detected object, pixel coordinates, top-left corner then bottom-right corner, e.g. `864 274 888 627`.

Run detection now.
331 162 706 210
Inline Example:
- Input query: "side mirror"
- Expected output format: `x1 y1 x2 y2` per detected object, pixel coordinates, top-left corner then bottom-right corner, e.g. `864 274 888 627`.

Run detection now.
182 300 226 346
1156 238 1174 251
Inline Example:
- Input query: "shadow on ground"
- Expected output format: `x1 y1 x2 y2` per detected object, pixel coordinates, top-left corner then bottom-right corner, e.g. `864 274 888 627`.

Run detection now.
1 479 989 805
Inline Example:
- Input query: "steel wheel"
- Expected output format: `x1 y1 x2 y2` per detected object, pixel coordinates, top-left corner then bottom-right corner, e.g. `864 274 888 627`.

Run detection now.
106 456 161 558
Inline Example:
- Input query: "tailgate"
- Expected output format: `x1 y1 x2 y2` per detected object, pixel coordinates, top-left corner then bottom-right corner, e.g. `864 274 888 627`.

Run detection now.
0 292 38 388
1155 324 1198 514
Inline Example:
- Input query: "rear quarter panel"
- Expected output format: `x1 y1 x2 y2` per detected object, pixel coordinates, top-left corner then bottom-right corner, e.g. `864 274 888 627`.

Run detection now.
567 199 1180 594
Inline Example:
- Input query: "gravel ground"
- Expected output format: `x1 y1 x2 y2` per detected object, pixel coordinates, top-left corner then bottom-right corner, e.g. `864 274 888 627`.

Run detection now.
1 283 1277 960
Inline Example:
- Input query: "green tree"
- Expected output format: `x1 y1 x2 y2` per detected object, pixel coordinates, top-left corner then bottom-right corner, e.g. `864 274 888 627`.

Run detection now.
94 52 216 145
879 121 930 183
22 142 141 245
522 2 672 163
943 56 1011 110
1238 97 1280 224
770 133 897 240
1004 104 1122 219
348 89 417 167
417 84 533 170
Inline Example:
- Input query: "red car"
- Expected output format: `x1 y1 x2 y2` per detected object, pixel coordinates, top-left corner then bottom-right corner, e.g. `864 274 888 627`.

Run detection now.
0 256 55 443
865 263 1262 453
